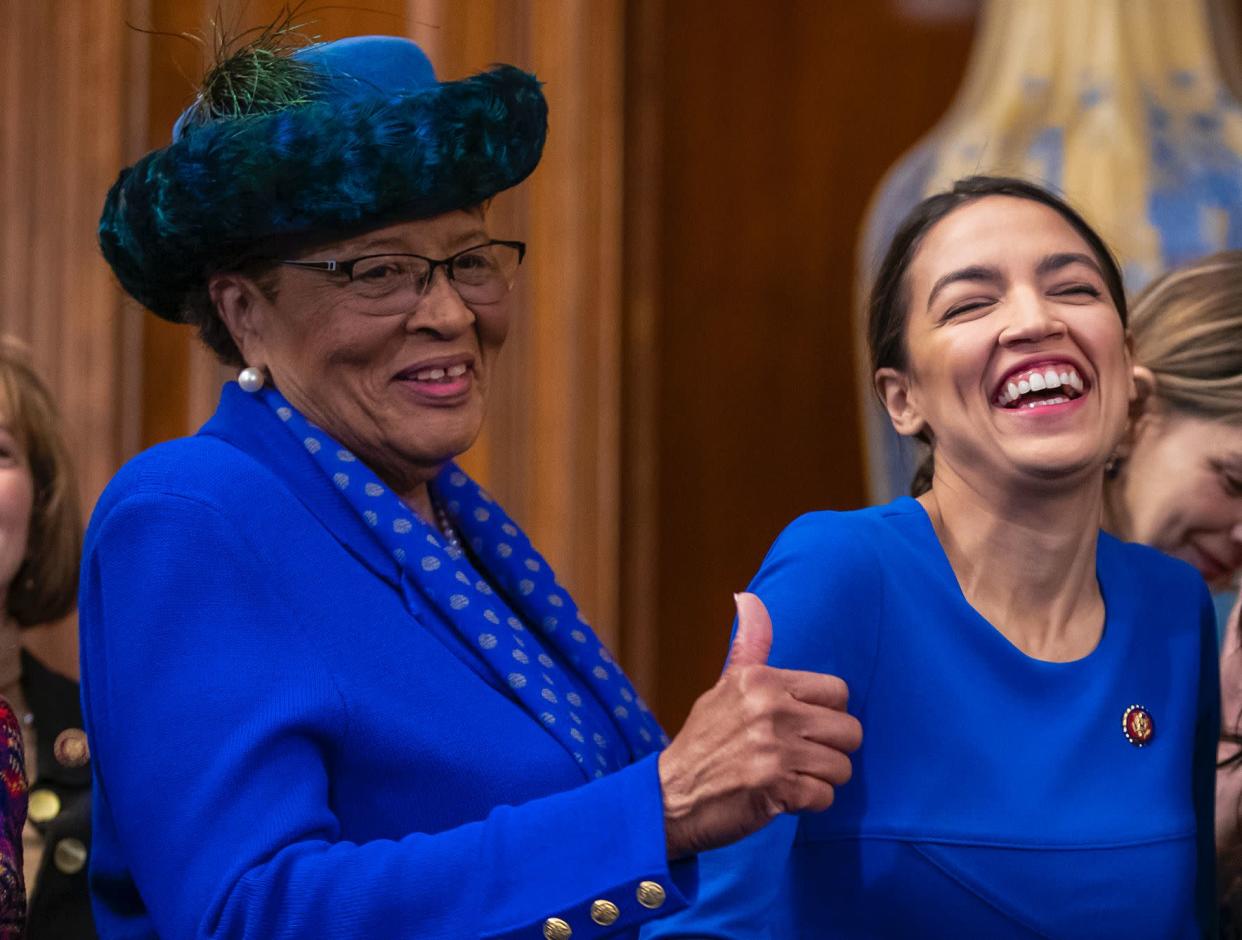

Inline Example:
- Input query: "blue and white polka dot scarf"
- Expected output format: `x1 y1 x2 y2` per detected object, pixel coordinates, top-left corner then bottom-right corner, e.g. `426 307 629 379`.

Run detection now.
263 387 667 780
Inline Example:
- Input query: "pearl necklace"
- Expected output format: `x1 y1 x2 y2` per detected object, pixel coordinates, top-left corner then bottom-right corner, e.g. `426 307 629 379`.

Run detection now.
431 493 462 552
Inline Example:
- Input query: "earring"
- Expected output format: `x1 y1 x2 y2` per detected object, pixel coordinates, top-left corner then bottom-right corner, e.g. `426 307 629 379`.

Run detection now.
238 366 265 393
1104 454 1123 479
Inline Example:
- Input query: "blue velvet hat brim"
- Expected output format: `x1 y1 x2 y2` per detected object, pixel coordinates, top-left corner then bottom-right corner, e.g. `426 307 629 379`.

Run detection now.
98 64 547 321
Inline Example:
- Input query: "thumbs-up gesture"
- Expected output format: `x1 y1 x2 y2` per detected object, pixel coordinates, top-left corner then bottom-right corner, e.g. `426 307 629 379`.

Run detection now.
658 593 862 859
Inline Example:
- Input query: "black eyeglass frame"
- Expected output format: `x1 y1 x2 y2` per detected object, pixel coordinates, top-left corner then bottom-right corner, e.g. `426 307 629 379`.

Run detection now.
276 239 527 284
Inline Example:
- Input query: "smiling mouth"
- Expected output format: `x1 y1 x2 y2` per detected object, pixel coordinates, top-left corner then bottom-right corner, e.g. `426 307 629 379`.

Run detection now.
401 362 470 384
392 358 476 403
993 364 1087 410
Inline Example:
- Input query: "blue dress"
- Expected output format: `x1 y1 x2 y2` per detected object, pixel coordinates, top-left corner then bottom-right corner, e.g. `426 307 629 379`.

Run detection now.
645 498 1218 939
78 385 695 939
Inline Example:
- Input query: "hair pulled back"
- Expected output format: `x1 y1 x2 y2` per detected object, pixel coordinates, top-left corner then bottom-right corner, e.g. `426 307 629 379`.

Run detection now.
1128 250 1242 423
866 176 1128 496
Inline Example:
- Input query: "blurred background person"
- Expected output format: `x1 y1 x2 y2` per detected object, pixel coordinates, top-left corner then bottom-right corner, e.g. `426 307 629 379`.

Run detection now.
1102 251 1242 628
1115 255 1242 926
0 335 89 936
0 697 24 938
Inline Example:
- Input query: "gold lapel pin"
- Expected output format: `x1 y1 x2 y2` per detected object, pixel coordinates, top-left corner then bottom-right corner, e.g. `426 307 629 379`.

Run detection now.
1122 704 1155 747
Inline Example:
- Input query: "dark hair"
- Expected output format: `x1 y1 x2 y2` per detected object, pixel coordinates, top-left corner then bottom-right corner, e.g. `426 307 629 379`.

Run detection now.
183 258 283 367
866 176 1129 496
0 337 82 626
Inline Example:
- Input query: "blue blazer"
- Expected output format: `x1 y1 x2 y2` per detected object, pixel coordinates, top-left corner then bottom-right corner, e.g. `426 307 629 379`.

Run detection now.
79 384 694 939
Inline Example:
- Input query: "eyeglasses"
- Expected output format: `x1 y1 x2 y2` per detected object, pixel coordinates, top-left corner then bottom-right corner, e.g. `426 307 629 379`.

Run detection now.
277 240 526 311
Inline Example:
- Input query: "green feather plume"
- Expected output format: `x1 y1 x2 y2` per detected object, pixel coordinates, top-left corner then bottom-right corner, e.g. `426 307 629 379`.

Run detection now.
181 4 320 129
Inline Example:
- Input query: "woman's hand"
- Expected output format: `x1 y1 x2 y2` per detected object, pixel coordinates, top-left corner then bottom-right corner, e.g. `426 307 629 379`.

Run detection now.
658 592 863 860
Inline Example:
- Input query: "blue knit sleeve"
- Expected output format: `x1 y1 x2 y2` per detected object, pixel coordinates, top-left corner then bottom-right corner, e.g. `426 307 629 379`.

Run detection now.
79 491 693 940
643 511 885 939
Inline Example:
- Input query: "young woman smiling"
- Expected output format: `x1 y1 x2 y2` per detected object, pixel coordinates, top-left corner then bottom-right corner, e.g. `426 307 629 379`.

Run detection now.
644 177 1218 939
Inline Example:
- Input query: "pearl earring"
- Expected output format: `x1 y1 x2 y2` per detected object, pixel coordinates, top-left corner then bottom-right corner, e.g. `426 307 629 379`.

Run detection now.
238 366 265 393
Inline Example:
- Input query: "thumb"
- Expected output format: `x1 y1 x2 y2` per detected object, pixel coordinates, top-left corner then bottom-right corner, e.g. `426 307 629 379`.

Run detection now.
725 592 773 672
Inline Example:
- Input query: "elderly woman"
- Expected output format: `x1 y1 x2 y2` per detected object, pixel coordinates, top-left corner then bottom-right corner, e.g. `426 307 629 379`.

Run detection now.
645 176 1218 938
86 30 862 940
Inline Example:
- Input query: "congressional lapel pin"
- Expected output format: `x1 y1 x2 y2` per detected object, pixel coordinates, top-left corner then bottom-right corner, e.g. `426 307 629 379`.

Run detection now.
1122 704 1155 747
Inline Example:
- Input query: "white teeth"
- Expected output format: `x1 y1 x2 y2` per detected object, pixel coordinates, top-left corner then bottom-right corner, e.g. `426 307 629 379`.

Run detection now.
410 363 469 382
997 365 1088 408
1023 395 1070 409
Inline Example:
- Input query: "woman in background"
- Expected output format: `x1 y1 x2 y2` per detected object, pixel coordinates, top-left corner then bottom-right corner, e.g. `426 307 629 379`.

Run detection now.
645 176 1217 938
1112 256 1242 927
1102 252 1242 626
0 335 89 935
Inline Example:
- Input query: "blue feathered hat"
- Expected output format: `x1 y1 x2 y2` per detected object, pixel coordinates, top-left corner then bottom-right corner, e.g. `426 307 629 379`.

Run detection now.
98 34 547 321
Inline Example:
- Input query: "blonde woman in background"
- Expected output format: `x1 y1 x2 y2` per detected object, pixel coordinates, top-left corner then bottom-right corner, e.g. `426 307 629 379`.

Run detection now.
1098 256 1242 927
1103 253 1242 617
0 336 91 937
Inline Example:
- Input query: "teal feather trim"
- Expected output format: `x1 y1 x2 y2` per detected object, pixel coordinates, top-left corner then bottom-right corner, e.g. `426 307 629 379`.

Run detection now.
98 63 547 321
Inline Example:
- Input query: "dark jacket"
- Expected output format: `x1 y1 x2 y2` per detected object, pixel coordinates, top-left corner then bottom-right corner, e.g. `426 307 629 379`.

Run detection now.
21 650 95 939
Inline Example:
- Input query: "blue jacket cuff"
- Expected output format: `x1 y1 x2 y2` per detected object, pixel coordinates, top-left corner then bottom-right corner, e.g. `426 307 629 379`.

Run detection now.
481 752 699 938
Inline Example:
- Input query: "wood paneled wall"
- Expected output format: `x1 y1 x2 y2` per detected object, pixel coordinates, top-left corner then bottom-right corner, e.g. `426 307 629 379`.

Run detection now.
0 0 141 510
0 0 144 676
631 1 977 728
